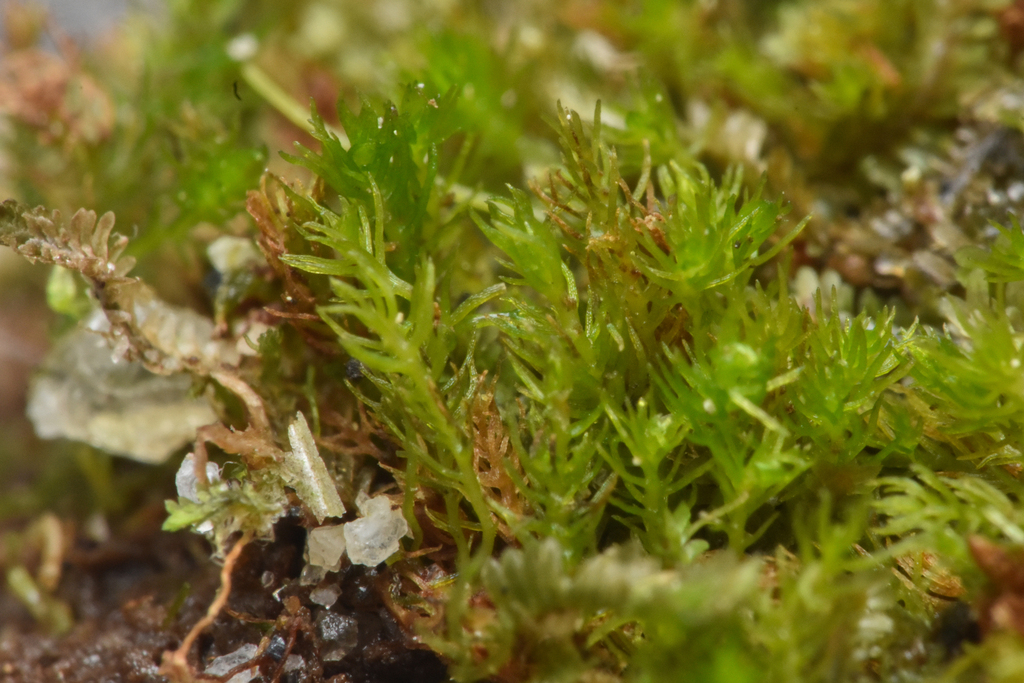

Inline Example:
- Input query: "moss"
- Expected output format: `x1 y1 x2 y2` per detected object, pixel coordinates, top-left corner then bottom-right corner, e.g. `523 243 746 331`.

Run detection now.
4 0 1024 681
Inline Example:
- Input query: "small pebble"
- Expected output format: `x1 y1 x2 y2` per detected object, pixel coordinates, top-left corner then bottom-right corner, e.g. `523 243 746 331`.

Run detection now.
175 453 221 503
307 524 347 572
300 563 327 586
310 583 342 608
266 633 287 661
345 358 365 380
344 496 410 566
205 644 258 683
316 612 359 662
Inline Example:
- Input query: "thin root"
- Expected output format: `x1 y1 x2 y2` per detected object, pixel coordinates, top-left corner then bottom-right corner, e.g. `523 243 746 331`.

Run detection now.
160 530 253 683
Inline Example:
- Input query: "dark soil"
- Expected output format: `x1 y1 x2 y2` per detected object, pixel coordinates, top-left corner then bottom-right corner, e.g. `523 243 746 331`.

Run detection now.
0 513 449 683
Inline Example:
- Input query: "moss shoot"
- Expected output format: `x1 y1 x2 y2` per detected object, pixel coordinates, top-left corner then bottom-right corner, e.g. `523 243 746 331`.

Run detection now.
3 1 1024 681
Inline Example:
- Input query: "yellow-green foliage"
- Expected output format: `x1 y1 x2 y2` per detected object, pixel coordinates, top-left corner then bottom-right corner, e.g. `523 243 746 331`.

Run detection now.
4 1 1024 682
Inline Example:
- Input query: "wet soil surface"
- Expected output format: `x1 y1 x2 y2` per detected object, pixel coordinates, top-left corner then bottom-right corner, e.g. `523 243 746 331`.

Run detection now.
0 513 448 683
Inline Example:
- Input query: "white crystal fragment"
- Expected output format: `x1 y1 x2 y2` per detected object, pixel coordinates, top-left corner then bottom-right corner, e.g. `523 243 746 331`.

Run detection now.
310 583 341 608
207 236 265 274
27 319 217 464
205 644 258 683
283 654 305 674
226 34 258 62
721 110 767 164
307 524 347 571
1009 181 1024 203
282 413 346 523
175 453 221 503
343 496 409 566
299 563 327 586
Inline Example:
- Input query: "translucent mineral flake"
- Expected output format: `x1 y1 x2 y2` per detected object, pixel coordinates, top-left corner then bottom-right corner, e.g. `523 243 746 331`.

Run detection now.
343 495 409 566
205 643 258 683
306 524 347 571
283 654 305 674
175 453 221 503
282 412 346 523
310 583 341 608
299 563 328 586
27 316 216 464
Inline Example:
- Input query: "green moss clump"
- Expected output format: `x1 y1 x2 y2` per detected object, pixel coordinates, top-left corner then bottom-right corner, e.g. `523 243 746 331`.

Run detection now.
4 1 1024 681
